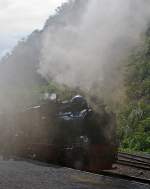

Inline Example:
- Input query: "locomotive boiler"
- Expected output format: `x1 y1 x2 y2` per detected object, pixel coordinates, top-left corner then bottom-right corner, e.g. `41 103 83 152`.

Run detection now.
0 95 117 171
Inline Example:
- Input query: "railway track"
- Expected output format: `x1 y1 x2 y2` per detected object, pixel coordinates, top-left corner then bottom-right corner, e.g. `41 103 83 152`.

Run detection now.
117 159 150 170
118 152 150 164
99 171 150 185
117 152 150 170
96 153 150 185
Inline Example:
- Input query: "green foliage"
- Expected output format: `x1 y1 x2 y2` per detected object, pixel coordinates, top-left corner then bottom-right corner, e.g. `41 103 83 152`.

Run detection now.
118 36 150 153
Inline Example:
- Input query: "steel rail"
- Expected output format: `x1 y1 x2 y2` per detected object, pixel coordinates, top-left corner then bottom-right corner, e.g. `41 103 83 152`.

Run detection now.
116 159 150 171
119 152 150 161
118 155 150 166
118 158 150 167
99 171 150 185
118 152 150 166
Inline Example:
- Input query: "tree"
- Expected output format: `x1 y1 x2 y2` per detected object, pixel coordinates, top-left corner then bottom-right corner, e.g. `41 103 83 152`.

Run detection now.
118 35 150 152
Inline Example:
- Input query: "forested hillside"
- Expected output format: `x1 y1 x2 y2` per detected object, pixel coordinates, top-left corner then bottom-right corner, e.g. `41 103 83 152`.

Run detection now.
118 34 150 153
0 0 88 112
0 30 44 111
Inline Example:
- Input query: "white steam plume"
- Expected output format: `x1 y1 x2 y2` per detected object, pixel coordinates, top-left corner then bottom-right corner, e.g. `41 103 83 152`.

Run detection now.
39 0 150 100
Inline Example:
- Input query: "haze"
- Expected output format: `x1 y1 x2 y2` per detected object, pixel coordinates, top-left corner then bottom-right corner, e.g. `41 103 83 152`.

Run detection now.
0 0 68 58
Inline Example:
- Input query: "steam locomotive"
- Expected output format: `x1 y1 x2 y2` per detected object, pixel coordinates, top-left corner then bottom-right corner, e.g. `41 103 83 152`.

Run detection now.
0 95 117 171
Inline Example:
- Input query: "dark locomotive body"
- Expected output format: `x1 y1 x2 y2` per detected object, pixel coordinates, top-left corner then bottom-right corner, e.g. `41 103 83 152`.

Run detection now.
0 95 117 171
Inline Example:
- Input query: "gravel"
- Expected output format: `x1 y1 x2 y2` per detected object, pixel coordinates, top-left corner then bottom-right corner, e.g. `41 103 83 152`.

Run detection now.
111 163 150 179
0 160 149 189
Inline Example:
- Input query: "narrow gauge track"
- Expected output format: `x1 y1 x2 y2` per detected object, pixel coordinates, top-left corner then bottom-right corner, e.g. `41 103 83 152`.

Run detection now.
98 171 150 185
119 157 150 167
119 152 150 159
117 159 150 171
118 152 150 164
117 152 150 170
99 153 150 185
118 155 150 166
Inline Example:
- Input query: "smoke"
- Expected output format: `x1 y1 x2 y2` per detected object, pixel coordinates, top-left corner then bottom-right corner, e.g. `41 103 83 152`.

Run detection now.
39 0 150 106
0 31 44 112
0 0 150 112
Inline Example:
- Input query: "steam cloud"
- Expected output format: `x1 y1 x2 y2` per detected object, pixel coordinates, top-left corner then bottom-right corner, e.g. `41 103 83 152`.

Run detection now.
39 0 150 104
1 0 150 112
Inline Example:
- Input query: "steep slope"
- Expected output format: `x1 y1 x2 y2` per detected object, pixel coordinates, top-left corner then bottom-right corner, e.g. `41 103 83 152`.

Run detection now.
118 35 150 152
0 0 88 111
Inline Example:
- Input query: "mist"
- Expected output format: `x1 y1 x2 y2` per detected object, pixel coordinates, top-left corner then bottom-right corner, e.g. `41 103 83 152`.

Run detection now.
39 0 150 107
0 0 150 112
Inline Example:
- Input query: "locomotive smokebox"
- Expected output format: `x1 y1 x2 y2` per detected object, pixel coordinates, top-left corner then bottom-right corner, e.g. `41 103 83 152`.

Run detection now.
0 94 117 171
